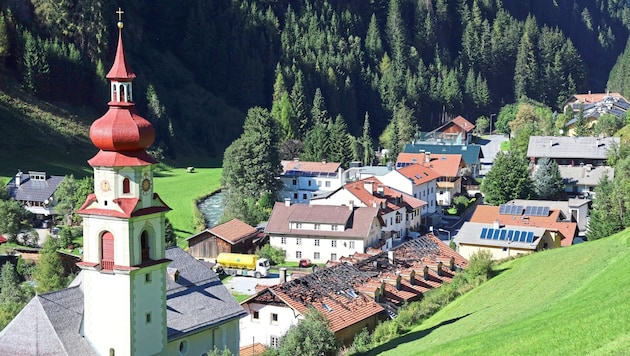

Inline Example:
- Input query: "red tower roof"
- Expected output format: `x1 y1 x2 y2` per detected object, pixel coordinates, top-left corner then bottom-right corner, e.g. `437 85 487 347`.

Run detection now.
89 20 155 167
106 25 136 81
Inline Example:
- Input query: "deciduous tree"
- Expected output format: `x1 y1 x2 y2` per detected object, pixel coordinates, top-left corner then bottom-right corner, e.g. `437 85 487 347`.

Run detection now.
277 308 338 356
481 150 532 205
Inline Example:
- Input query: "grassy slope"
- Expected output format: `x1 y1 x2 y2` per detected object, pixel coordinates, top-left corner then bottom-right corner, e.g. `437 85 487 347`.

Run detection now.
372 229 630 355
153 167 222 240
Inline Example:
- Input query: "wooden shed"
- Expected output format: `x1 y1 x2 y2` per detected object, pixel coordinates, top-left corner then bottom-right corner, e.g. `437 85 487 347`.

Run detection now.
185 219 267 261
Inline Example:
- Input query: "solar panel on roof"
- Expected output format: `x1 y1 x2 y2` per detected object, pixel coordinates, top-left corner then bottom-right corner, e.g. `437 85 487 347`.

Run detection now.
524 206 533 216
512 231 520 242
512 205 523 215
499 204 508 214
500 230 507 240
480 228 488 239
542 207 549 216
493 229 500 239
526 232 534 243
519 232 528 242
507 230 514 240
536 206 544 216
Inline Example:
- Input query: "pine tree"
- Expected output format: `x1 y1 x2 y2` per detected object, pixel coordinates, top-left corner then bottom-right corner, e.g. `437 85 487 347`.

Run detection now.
365 14 383 64
311 88 328 125
0 262 24 304
0 14 9 67
290 71 309 139
587 173 621 240
33 238 66 294
532 157 565 200
361 112 375 166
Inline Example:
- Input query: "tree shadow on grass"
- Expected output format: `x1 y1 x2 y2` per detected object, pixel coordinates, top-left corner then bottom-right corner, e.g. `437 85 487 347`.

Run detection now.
362 312 476 356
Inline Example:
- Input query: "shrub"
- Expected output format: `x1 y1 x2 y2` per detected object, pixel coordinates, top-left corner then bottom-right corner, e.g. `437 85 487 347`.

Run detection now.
466 249 494 280
350 327 372 353
58 227 73 249
256 244 286 265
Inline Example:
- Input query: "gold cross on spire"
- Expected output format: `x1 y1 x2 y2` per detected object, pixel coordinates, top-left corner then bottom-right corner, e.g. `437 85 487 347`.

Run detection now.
116 7 124 22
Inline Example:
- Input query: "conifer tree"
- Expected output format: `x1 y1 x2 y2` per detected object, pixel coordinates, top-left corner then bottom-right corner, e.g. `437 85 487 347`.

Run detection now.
532 157 565 200
311 88 328 125
33 238 66 294
361 112 375 166
0 262 24 305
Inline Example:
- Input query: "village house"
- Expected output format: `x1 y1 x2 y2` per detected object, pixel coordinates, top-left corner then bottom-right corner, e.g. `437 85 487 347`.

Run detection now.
562 92 629 136
426 115 476 145
278 159 346 204
265 201 383 263
240 233 468 349
453 221 562 260
310 177 426 242
0 15 246 355
526 136 618 198
4 170 64 221
379 163 440 225
403 143 483 177
185 218 266 261
396 152 466 206
470 204 578 246
507 198 590 233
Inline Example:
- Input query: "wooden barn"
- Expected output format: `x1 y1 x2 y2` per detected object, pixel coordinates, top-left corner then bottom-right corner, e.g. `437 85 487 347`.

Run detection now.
185 218 267 261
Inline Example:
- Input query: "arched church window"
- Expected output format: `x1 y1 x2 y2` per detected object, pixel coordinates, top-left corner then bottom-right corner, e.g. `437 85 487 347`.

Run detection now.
113 85 118 102
102 231 114 270
141 231 150 261
122 178 130 194
120 85 125 102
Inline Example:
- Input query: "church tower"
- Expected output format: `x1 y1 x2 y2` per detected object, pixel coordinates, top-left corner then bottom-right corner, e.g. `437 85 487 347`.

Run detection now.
77 10 171 355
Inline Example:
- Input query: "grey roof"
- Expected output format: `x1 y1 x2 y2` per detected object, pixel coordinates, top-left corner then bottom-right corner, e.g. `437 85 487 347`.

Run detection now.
508 199 589 215
526 136 620 160
0 286 97 356
403 143 483 166
453 222 546 250
559 165 614 187
5 172 64 203
164 247 247 340
0 248 246 354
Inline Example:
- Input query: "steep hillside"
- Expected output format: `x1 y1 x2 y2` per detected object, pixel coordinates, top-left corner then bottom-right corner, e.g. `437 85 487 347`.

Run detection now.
371 229 630 355
0 76 94 177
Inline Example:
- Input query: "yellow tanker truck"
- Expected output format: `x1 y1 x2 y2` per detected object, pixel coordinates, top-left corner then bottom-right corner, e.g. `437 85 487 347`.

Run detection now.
214 253 270 278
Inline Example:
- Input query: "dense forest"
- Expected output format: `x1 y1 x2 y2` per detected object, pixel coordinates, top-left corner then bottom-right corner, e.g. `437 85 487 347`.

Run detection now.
1 0 630 160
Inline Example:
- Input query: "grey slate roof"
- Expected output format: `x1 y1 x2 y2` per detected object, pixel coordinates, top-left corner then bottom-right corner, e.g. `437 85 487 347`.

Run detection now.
5 172 64 203
526 136 620 160
0 285 97 356
0 248 246 354
164 247 247 339
559 165 615 187
403 143 483 166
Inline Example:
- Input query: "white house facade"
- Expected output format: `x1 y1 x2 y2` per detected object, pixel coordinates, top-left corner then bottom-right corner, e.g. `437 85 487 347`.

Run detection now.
279 160 346 204
380 164 439 216
265 202 382 263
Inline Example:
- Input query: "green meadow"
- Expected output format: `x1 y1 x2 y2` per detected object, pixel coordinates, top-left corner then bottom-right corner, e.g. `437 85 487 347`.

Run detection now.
370 229 630 355
153 167 222 244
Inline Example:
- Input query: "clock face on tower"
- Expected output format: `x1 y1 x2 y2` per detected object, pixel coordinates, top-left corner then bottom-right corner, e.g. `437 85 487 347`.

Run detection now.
141 178 151 194
100 179 111 192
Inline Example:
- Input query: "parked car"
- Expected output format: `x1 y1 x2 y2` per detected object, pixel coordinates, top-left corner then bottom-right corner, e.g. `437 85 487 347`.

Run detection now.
299 258 312 268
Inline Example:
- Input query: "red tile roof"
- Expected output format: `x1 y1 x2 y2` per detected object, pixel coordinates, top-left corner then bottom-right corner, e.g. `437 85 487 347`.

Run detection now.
240 343 267 356
397 153 464 177
282 160 341 174
570 92 625 104
208 218 258 244
344 177 426 214
0 235 7 244
470 205 577 247
452 115 475 132
395 164 441 186
77 193 171 218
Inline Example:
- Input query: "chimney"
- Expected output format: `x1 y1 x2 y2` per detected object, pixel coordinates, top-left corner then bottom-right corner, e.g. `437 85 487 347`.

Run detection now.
449 257 455 271
363 180 374 194
348 200 355 211
550 139 553 147
15 170 22 186
388 250 394 265
408 270 416 285
284 198 291 207
167 267 180 283
377 185 384 196
595 138 600 148
423 265 429 280
425 152 432 163
437 262 444 277
279 267 287 283
493 220 500 229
